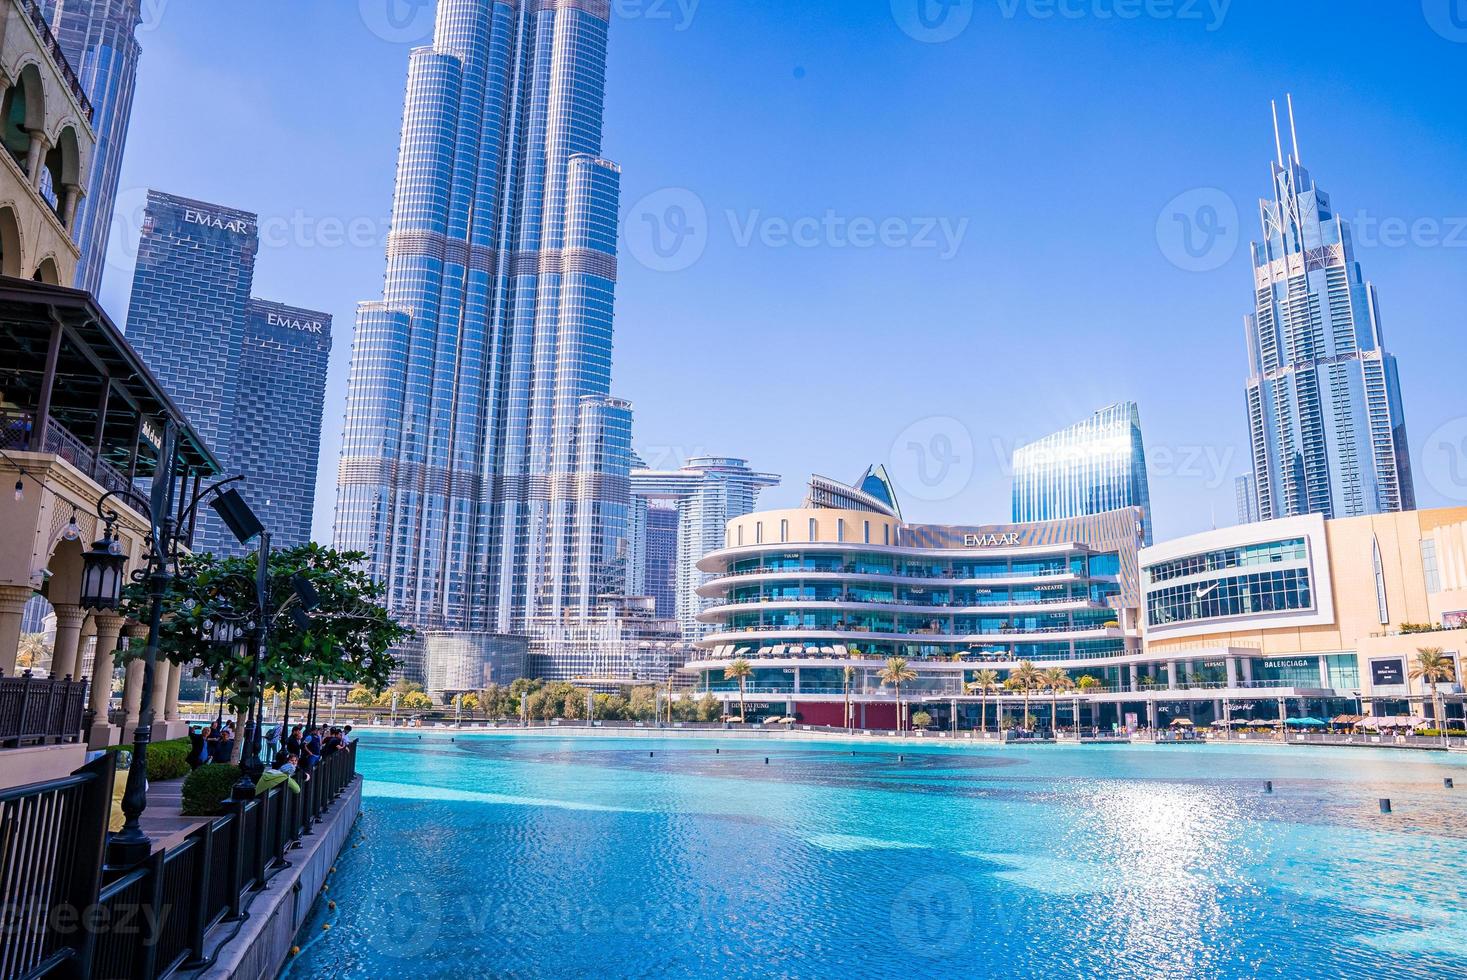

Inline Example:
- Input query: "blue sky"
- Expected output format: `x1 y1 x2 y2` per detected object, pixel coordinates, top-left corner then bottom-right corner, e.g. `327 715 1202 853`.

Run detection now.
98 0 1467 543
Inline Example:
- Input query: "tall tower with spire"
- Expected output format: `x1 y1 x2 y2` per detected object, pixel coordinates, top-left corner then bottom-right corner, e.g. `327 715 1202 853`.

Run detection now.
335 0 632 638
1243 96 1415 521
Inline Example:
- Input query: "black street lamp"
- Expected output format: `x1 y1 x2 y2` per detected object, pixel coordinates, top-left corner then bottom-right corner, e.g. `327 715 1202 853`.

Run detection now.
95 421 257 869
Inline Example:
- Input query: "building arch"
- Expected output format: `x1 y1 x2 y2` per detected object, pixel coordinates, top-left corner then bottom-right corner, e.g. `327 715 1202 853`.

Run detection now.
0 204 23 277
47 124 81 186
32 254 59 283
0 62 47 175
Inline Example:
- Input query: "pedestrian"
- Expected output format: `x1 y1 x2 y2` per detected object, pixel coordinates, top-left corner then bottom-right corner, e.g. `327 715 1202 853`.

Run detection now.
186 725 205 770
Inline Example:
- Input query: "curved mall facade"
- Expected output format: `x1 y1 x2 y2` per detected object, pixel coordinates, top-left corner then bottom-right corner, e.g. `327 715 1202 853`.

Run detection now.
691 503 1467 730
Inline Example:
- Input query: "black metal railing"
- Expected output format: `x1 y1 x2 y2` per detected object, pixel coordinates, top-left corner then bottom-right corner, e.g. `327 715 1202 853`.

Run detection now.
0 755 112 979
0 673 88 748
0 740 360 979
18 0 94 121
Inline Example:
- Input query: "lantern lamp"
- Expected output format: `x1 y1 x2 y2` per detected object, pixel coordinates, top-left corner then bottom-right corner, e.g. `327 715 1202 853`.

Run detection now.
80 529 128 610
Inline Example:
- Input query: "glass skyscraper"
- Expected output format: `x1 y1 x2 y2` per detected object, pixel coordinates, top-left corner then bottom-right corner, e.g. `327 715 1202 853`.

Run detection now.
237 300 333 547
1243 98 1415 522
629 458 780 639
40 0 143 295
124 191 328 554
335 0 632 635
1011 402 1153 545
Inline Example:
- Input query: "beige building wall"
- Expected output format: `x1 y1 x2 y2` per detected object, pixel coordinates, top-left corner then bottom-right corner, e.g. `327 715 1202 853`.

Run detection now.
0 0 94 283
1145 507 1467 702
723 508 902 550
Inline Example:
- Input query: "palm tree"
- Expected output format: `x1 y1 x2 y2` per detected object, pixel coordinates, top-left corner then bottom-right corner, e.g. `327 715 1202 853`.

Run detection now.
878 656 918 731
1010 661 1043 733
1408 647 1455 733
1042 667 1073 735
842 665 857 730
1075 675 1101 733
965 668 1000 735
724 659 753 722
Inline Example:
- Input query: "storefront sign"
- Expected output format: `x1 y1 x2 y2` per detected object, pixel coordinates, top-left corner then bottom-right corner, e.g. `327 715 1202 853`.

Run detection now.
1370 659 1405 686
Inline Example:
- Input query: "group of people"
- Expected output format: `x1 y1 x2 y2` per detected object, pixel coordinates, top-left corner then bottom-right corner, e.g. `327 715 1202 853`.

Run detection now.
185 719 353 777
185 719 238 769
264 723 352 777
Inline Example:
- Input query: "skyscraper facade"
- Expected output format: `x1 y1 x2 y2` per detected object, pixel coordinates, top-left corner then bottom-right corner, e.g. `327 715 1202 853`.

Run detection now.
125 192 256 553
335 0 632 635
1235 474 1260 525
629 457 780 639
1012 402 1153 545
236 300 332 547
125 192 327 554
40 0 143 294
1243 98 1415 522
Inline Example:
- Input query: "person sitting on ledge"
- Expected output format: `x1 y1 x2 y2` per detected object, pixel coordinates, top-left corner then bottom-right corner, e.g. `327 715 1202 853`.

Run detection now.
255 751 301 795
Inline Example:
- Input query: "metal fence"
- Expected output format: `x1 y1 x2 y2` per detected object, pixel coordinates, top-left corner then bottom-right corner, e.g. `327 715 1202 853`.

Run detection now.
0 740 360 979
0 673 89 748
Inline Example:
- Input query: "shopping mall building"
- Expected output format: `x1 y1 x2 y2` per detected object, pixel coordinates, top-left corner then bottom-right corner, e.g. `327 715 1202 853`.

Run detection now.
688 484 1467 731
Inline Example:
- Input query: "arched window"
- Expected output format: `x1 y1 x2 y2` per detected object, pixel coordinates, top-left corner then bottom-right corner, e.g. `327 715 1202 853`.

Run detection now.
33 256 59 284
1 66 46 175
0 207 22 277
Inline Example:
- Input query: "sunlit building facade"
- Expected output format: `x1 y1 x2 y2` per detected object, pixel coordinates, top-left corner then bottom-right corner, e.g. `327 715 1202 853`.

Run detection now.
1243 98 1415 522
1012 403 1152 545
335 0 632 635
688 470 1467 731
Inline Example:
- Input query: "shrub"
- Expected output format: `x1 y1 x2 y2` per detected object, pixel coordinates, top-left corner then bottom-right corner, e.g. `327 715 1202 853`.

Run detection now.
107 736 191 781
182 764 244 816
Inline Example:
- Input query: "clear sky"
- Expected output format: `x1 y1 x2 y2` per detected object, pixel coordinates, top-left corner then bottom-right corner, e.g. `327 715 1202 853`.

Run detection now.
97 0 1467 544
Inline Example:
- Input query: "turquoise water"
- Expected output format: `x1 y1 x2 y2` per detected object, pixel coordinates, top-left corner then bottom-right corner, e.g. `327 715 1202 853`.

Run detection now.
291 732 1467 978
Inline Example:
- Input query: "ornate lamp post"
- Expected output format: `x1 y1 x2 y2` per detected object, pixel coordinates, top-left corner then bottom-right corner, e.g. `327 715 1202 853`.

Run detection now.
86 428 258 867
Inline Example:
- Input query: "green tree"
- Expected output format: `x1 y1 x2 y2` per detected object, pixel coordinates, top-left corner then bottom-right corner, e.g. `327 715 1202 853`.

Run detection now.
346 684 376 707
1009 661 1043 733
966 668 1000 735
910 710 932 730
696 693 722 722
1042 667 1073 734
400 691 433 711
119 544 409 727
628 686 658 721
878 657 918 731
1409 647 1455 731
724 659 754 722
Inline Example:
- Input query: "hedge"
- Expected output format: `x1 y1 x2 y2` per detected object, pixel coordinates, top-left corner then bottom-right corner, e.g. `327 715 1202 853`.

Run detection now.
106 736 192 782
181 764 244 816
